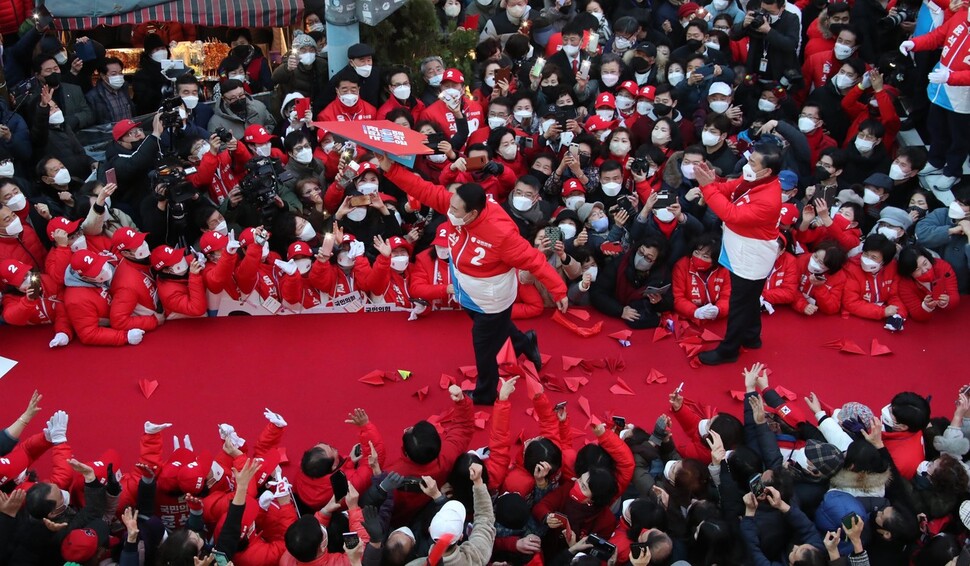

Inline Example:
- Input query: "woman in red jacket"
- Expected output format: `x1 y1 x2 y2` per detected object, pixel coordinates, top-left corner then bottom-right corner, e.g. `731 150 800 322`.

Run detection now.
502 388 573 500
792 241 848 316
761 240 799 310
150 245 207 320
842 233 906 323
672 234 731 323
0 259 72 348
368 235 416 308
896 245 960 322
410 226 456 309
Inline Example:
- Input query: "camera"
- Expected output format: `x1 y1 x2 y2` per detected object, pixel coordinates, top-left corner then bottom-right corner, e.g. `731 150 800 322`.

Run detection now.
748 10 769 29
877 52 912 86
158 97 184 129
630 156 650 175
878 6 914 30
150 163 197 204
239 156 292 222
214 126 233 144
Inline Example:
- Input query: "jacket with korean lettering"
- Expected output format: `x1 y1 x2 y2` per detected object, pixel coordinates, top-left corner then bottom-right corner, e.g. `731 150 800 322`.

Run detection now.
792 253 846 315
63 269 129 346
109 259 160 331
912 8 970 113
700 175 782 279
1 273 72 336
672 257 731 320
762 252 800 306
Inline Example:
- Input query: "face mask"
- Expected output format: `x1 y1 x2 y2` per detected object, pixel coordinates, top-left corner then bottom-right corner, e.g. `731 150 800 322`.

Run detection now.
255 143 272 157
663 460 678 483
428 73 444 87
833 73 854 90
507 4 526 18
705 41 721 51
863 188 880 205
299 52 317 66
392 85 412 101
579 154 591 168
681 163 697 180
427 153 448 164
512 195 533 211
133 241 151 260
742 163 758 182
443 88 462 101
601 73 620 87
70 234 87 252
347 207 367 222
339 93 359 107
860 255 881 273
229 99 248 115
758 98 777 113
0 161 13 179
291 257 313 276
601 182 622 197
709 100 729 114
632 58 651 74
390 255 410 271
3 216 23 236
651 129 670 145
322 141 335 154
169 257 189 276
908 206 927 221
53 168 71 186
797 116 817 133
610 140 631 156
634 252 655 272
182 95 199 110
448 211 468 226
668 71 685 86
435 245 450 259
227 73 247 83
557 223 576 240
808 256 827 274
101 73 126 90
815 165 832 180
701 130 721 147
877 226 899 241
615 96 635 111
560 44 581 59
358 182 379 195
294 148 313 164
150 49 168 62
299 222 317 242
648 166 658 177
880 404 897 430
355 64 373 78
713 0 729 8
288 110 300 123
855 137 875 153
485 116 506 130
444 3 462 16
596 109 614 121
6 193 26 211
653 102 671 117
590 216 609 231
49 111 64 125
948 201 966 220
915 268 935 283
565 196 585 210
568 479 590 504
337 251 356 267
514 109 533 123
498 145 518 160
215 220 228 235
691 255 713 271
196 143 211 161
637 101 653 115
888 163 907 181
614 36 634 51
93 263 115 283
833 43 854 60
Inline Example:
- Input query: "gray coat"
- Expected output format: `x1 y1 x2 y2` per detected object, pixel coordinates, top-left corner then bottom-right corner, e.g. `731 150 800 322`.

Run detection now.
206 94 276 141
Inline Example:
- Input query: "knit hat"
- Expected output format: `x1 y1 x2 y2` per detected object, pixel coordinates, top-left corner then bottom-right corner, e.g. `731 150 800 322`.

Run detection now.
555 208 581 226
429 500 466 542
878 206 913 231
677 2 703 18
804 439 844 479
833 402 873 433
142 34 166 57
292 33 317 50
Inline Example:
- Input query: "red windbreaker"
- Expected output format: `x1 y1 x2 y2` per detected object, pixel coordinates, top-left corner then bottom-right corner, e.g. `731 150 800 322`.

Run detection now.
64 284 129 346
308 256 384 299
189 143 253 205
842 258 906 320
409 249 454 307
157 273 207 318
791 253 846 315
897 259 960 321
762 252 799 306
109 259 160 331
672 257 731 320
316 99 378 123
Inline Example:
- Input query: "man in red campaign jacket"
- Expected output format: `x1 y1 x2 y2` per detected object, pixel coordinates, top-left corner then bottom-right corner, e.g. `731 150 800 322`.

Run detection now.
0 204 47 269
109 229 164 332
438 147 518 204
380 155 567 405
410 225 458 309
236 227 283 312
377 67 428 123
150 245 207 319
276 241 323 310
186 132 253 206
419 68 484 146
0 259 72 348
64 250 146 347
292 408 385 513
317 73 377 123
243 124 286 162
842 233 907 325
761 248 799 310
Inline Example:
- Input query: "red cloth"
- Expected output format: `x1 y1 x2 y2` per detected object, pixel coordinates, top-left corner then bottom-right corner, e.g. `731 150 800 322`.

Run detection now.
842 258 906 320
109 259 160 331
803 22 836 59
503 394 575 498
884 430 925 480
0 228 47 270
64 284 129 346
672 257 731 321
803 125 839 168
485 399 513 491
512 278 545 319
157 273 207 317
671 406 712 463
189 143 252 205
0 0 31 34
840 86 901 152
791 253 846 315
897 259 960 322
0 433 54 484
44 246 72 288
762 252 800 306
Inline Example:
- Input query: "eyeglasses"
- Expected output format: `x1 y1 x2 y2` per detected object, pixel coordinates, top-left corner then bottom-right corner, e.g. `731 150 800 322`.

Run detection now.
223 94 246 104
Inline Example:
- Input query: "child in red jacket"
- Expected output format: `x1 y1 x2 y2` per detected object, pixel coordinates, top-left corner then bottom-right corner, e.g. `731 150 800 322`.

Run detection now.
842 234 906 326
896 245 960 322
672 235 731 322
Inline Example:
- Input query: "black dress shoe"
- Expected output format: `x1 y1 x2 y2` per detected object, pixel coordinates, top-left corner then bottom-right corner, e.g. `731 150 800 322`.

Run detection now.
523 330 542 370
698 349 739 366
742 338 762 349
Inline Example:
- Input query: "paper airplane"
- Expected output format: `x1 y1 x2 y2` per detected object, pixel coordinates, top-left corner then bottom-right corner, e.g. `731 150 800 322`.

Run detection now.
609 377 635 396
139 378 158 399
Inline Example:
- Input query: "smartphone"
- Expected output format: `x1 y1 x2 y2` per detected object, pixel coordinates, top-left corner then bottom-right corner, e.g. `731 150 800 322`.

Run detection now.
554 401 567 412
749 473 766 498
654 190 672 207
210 550 230 566
424 132 446 152
330 470 349 501
569 143 580 157
343 532 361 550
674 381 684 395
612 416 626 430
465 155 488 171
494 67 511 85
960 384 970 397
399 476 424 492
544 226 562 245
631 542 649 560
295 97 311 119
352 443 362 459
841 512 859 532
552 512 571 533
586 533 617 560
349 195 371 207
105 168 117 186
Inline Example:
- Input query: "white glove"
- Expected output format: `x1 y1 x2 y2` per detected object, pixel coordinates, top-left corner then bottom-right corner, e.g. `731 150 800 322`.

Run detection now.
928 67 950 85
145 421 173 434
694 304 718 320
183 434 193 451
127 329 145 345
258 489 276 510
860 72 872 90
760 296 775 315
48 332 70 348
899 40 915 55
267 476 291 498
408 301 428 321
226 229 241 254
274 259 298 276
264 408 287 427
218 423 246 448
44 410 69 444
348 240 366 259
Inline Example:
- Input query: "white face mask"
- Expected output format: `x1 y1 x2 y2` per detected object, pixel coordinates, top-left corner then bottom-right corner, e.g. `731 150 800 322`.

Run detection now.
565 196 585 210
6 193 26 211
294 148 313 164
3 216 23 236
435 245 450 259
70 234 87 252
808 256 827 274
300 52 317 66
855 137 875 153
863 188 881 205
860 255 881 273
215 220 228 235
948 201 966 220
655 208 676 223
742 163 759 182
584 265 598 281
651 129 670 146
559 223 577 240
709 100 729 114
182 95 199 110
705 41 721 51
133 241 151 260
358 181 379 195
255 143 272 157
637 101 653 115
798 116 817 133
347 207 367 222
228 73 247 83
701 130 720 147
337 251 356 267
609 140 630 156
92 263 115 283
54 51 68 65
511 195 534 211
428 73 444 87
48 111 65 125
447 211 467 226
339 93 359 107
107 74 126 90
888 163 907 181
442 87 462 101
390 255 410 271
294 258 312 274
392 85 412 100
514 109 533 123
196 143 210 161
307 22 325 32
596 109 615 121
498 145 518 160
151 50 168 63
667 71 685 86
681 163 696 180
833 43 855 60
877 226 899 241
615 95 635 111
601 73 620 87
833 73 855 91
562 44 580 57
298 222 317 241
601 182 622 197
880 404 897 430
427 153 448 164
354 64 373 78
713 0 729 8
0 162 13 178
444 3 461 16
487 116 507 129
614 36 634 51
170 257 189 276
507 4 526 18
758 98 777 113
53 168 71 186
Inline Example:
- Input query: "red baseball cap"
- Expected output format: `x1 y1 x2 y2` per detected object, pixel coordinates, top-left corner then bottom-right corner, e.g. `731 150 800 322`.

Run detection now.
779 204 800 226
617 81 638 97
340 233 357 245
111 228 147 252
239 227 269 248
70 250 109 278
0 259 30 287
563 178 585 196
584 115 616 134
432 223 453 247
244 124 274 144
199 231 228 254
442 68 464 84
112 119 140 142
387 235 412 253
46 216 82 239
176 450 214 495
638 86 656 101
352 161 380 180
595 92 616 109
150 245 184 271
288 241 312 260
254 450 282 487
88 449 122 486
61 527 103 562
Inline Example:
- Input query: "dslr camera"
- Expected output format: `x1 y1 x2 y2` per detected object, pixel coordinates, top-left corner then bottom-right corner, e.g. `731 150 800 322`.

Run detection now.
150 163 197 204
878 4 915 30
239 156 292 221
747 10 770 29
158 97 184 129
214 126 233 144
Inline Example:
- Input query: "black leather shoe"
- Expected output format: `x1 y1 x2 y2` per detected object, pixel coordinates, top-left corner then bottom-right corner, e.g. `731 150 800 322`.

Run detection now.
742 338 762 349
698 350 739 366
523 330 542 370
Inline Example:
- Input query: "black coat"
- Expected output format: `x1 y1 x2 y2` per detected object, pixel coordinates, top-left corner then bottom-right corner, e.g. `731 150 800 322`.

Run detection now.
733 10 800 81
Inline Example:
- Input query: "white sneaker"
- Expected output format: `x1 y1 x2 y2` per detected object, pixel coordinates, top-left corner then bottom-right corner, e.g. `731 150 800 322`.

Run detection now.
919 163 945 177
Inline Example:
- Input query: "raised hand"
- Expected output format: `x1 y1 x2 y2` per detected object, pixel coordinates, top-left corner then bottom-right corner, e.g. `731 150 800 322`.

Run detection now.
345 408 369 426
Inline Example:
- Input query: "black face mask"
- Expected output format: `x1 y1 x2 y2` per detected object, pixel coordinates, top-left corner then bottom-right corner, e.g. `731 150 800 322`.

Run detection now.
815 165 832 180
631 57 651 74
541 85 559 100
653 102 671 116
529 168 550 185
685 39 703 52
229 99 247 115
44 73 60 89
908 206 927 220
579 155 591 169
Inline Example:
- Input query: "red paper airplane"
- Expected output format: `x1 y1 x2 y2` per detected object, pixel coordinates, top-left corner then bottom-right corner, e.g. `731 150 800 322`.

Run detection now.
774 386 797 400
139 378 158 399
562 356 585 371
840 340 866 355
681 343 703 357
413 386 430 401
578 396 592 418
605 357 625 374
460 379 475 391
653 327 672 342
542 374 566 392
730 390 746 401
552 311 603 337
439 373 456 389
540 353 552 367
700 329 723 342
358 370 387 386
645 369 666 384
610 377 635 396
496 338 521 377
459 366 478 379
525 407 539 422
525 375 543 398
569 309 591 321
608 329 632 341
564 376 587 392
870 339 892 356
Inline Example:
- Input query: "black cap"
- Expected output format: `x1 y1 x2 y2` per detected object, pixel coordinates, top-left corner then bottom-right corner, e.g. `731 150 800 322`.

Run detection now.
634 42 657 57
347 43 375 59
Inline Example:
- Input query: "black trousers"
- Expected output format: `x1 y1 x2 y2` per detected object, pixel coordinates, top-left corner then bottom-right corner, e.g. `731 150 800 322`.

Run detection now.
927 104 970 178
468 306 529 403
717 272 767 356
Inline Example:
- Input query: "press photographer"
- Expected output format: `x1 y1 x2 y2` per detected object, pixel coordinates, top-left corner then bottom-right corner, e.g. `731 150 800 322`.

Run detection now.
182 129 253 208
104 112 163 215
140 162 206 247
236 155 293 227
731 0 800 82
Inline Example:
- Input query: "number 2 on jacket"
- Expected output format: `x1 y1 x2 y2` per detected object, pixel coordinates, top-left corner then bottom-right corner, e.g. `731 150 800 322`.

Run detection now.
470 247 486 266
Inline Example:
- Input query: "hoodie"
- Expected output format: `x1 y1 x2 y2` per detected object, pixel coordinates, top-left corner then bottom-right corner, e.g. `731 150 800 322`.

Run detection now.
63 269 130 346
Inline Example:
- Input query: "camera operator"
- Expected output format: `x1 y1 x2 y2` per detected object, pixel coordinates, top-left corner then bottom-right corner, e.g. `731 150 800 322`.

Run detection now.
181 130 252 207
158 97 211 156
104 113 163 216
855 0 917 60
141 162 209 248
731 0 800 82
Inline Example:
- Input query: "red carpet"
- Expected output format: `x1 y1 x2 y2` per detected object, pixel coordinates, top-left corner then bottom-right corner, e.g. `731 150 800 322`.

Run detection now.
0 306 964 474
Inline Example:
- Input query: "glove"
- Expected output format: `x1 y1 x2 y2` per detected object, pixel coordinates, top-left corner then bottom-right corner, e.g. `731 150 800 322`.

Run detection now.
482 161 504 176
649 416 669 445
884 314 904 332
899 40 915 55
218 423 246 448
274 259 298 276
361 505 384 541
226 229 241 254
264 408 288 427
759 296 775 315
348 240 366 259
44 410 69 444
127 329 145 345
182 434 193 451
408 301 428 321
48 332 70 348
258 490 276 510
860 72 872 90
928 67 950 85
379 471 405 494
145 421 173 434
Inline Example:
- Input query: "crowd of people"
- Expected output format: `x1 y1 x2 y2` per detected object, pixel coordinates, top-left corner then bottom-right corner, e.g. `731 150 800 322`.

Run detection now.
0 370 967 565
